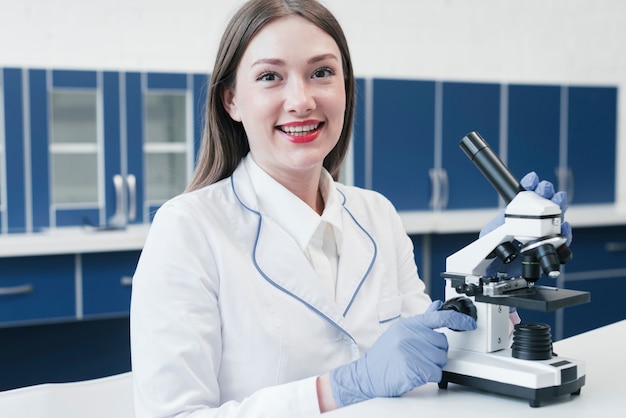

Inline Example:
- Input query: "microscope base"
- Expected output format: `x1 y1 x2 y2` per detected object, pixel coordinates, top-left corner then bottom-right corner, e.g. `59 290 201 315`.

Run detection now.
438 348 585 407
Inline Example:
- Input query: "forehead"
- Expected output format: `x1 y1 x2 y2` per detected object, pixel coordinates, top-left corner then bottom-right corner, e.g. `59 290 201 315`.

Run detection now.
241 15 341 63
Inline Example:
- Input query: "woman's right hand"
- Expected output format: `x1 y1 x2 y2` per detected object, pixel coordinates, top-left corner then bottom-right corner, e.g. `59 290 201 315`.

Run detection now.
327 301 476 408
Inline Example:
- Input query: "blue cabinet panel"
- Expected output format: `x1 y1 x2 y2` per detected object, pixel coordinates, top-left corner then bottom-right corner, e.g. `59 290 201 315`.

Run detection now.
103 72 123 226
567 86 617 204
442 82 501 209
3 69 27 233
52 70 97 88
507 84 561 185
563 276 625 338
565 225 626 273
29 69 51 231
125 72 145 224
0 255 75 325
82 251 140 317
352 78 367 188
147 72 187 90
372 79 435 211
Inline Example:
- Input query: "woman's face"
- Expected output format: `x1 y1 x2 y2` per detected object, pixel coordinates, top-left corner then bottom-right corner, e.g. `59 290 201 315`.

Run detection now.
223 15 346 182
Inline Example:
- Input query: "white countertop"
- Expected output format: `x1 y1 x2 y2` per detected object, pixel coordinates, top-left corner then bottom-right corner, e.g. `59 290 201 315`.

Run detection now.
1 204 625 258
0 224 151 257
400 203 626 234
326 319 626 417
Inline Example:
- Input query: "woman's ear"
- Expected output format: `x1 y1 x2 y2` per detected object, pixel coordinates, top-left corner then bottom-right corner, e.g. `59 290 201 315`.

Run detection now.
222 87 242 122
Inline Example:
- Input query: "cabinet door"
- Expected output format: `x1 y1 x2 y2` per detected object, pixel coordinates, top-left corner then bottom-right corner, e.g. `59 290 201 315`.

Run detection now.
352 78 367 189
566 86 617 204
371 79 435 211
441 82 501 209
125 72 206 223
29 69 119 229
2 68 28 234
82 251 141 317
507 84 561 185
0 255 75 326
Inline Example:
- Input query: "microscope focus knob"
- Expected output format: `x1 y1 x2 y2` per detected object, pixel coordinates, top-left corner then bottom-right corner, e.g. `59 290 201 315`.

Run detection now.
440 296 478 331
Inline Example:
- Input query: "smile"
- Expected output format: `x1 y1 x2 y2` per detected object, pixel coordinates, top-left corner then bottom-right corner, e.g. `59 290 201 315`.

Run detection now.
278 123 321 136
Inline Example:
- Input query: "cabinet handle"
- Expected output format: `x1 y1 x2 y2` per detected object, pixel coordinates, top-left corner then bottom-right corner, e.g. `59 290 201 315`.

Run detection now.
429 168 440 210
606 242 626 252
0 284 34 296
120 276 133 287
113 174 125 219
127 174 137 222
108 174 127 229
439 169 449 209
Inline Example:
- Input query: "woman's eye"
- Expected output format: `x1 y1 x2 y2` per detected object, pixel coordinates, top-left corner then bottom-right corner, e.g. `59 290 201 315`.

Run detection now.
312 67 335 79
257 72 280 82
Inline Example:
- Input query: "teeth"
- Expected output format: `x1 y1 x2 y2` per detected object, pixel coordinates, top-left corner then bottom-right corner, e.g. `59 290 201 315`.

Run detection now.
280 124 319 135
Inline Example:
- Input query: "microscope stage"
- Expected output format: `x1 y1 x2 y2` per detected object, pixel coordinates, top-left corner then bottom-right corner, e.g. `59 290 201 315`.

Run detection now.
475 285 590 311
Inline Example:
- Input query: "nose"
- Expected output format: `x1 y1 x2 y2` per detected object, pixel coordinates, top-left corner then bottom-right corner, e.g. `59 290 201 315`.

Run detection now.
284 77 315 114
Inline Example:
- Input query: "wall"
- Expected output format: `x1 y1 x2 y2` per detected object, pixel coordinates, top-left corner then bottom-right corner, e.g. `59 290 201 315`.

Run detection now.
1 0 624 206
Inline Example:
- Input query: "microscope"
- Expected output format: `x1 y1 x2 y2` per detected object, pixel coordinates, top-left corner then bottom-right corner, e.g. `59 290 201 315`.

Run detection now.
438 132 590 407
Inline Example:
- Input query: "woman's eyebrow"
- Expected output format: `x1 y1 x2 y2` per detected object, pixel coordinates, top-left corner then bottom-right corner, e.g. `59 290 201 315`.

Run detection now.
251 58 285 68
251 53 339 68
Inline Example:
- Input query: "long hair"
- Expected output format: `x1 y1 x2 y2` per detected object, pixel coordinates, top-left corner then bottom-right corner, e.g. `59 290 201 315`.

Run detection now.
186 0 356 191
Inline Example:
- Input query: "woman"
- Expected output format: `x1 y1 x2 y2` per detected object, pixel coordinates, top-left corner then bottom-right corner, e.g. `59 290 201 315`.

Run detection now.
130 1 477 416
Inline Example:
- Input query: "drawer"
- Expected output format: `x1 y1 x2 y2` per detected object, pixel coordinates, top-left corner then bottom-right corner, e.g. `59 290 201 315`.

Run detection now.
565 225 626 273
0 255 76 326
82 251 140 317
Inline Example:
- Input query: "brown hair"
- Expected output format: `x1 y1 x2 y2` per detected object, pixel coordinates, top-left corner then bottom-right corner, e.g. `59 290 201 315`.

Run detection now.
186 0 356 191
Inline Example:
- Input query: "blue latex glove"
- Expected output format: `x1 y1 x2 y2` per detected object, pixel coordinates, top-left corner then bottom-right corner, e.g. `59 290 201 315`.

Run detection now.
481 171 573 278
329 300 477 407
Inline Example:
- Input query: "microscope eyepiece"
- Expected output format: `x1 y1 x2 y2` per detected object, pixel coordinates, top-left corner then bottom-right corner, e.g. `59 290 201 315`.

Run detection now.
460 132 524 204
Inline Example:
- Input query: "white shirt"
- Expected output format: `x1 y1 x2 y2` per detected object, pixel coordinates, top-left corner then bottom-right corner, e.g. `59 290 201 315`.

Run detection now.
245 155 343 299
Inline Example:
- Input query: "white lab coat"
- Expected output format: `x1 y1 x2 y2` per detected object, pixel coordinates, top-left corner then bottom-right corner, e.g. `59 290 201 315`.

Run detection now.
130 161 432 417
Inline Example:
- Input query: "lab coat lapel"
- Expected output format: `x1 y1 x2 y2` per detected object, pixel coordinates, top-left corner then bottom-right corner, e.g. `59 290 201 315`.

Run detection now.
335 203 377 317
230 163 345 323
253 217 346 325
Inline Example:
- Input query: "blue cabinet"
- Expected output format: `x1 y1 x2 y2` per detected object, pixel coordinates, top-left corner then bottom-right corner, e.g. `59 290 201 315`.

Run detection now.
507 84 616 205
0 250 141 327
370 78 436 211
0 255 75 326
1 68 207 233
2 68 28 234
559 225 626 337
441 82 502 209
352 78 617 214
507 84 561 186
82 251 140 318
566 86 617 204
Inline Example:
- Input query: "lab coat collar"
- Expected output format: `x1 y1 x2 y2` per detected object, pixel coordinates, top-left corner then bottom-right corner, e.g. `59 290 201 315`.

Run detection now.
230 161 376 332
243 155 343 253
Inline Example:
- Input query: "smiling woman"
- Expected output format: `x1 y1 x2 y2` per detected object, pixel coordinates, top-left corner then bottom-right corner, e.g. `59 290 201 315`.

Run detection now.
129 1 474 417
